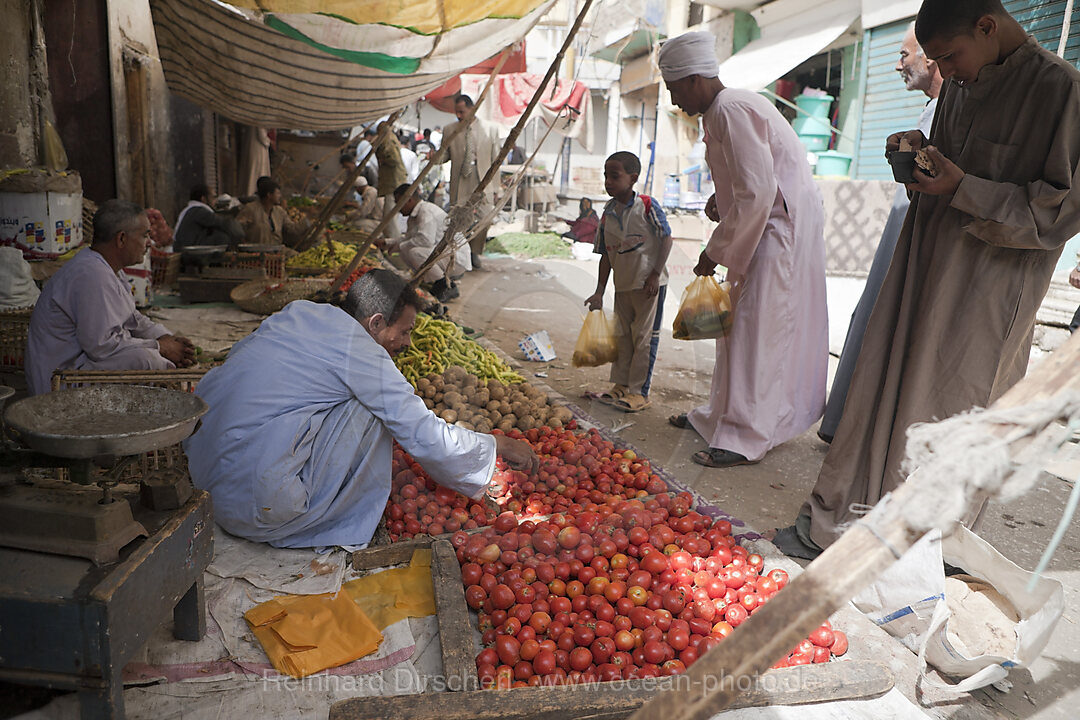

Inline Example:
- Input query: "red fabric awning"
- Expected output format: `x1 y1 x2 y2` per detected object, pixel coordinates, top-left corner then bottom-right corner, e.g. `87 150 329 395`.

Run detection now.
425 67 592 150
423 45 527 112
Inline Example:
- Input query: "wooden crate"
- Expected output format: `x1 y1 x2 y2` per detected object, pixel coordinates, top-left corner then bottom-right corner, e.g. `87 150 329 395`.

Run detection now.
352 538 477 690
230 250 285 280
151 252 182 289
0 307 33 370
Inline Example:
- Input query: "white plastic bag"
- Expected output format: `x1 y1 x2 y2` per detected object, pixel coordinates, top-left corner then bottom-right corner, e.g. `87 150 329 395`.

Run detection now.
853 523 1064 692
851 530 945 654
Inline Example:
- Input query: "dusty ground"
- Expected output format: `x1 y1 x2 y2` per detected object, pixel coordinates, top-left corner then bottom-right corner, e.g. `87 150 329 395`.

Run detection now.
452 237 1080 720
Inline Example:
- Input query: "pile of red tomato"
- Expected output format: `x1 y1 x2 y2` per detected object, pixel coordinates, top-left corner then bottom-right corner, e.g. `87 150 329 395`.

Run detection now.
384 414 850 688
451 496 848 689
336 264 374 293
384 426 669 541
386 445 496 539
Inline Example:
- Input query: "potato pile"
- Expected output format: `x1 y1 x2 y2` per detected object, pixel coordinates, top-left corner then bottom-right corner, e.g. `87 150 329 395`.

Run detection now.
416 366 574 433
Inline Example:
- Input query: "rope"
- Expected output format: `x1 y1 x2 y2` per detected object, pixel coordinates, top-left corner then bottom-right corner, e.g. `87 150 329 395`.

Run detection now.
899 390 1080 541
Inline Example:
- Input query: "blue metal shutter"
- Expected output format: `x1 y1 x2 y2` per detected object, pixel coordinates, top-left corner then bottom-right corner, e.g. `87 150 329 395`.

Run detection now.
1004 0 1080 66
852 19 929 180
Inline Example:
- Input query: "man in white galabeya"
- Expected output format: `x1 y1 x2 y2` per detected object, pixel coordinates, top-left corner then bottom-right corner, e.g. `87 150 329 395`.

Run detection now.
660 31 829 470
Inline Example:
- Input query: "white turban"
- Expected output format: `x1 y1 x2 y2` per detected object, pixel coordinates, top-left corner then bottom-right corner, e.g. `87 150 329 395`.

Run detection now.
658 31 719 83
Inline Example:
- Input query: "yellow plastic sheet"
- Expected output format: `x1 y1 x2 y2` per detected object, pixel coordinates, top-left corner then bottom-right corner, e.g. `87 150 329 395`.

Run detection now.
245 591 383 678
343 548 436 630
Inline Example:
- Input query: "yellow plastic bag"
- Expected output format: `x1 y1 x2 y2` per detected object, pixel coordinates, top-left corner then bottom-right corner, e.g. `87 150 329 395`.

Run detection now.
342 548 436 629
571 310 618 367
672 276 733 340
244 590 383 678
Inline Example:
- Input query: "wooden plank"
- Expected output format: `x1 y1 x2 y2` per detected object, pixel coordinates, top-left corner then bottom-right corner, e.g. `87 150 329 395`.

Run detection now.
350 539 430 572
329 660 892 720
430 538 477 692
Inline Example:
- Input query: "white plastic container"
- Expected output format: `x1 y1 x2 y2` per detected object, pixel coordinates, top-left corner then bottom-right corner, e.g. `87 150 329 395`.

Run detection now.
122 252 153 308
0 190 83 259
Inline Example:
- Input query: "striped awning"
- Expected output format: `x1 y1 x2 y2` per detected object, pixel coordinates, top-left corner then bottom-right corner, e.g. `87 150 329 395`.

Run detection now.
149 0 556 130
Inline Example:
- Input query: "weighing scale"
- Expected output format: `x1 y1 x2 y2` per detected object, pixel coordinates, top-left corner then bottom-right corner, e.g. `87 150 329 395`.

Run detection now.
0 385 214 719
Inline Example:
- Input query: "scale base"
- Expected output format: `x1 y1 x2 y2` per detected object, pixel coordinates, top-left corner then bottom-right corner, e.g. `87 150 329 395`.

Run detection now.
0 485 148 565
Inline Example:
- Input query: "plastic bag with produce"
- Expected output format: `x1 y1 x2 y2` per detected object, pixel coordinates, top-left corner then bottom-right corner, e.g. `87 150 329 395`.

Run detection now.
571 310 618 368
672 275 733 340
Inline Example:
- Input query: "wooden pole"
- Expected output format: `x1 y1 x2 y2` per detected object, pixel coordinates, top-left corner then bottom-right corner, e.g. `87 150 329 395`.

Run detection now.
627 331 1080 720
329 50 512 291
296 109 404 251
407 0 597 287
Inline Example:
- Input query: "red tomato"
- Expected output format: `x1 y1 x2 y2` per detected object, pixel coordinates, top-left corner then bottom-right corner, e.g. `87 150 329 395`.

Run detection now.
558 526 581 549
724 604 748 627
604 581 627 603
614 630 636 652
711 620 733 638
812 646 831 664
627 586 648 606
529 611 552 634
668 551 694 572
640 551 668 575
767 568 789 590
569 647 592 671
667 627 690 651
515 584 536 604
642 640 667 665
520 638 540 661
662 588 687 614
533 649 556 676
491 584 515 610
629 606 654 629
788 652 812 666
586 576 610 596
465 585 486 610
692 598 716 622
531 530 558 555
476 647 499 668
830 630 848 656
573 624 596 647
590 636 616 665
496 635 521 665
809 626 835 648
661 659 686 676
461 563 483 586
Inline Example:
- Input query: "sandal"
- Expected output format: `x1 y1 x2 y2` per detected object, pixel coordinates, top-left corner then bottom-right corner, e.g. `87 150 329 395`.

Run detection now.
596 385 629 406
612 394 651 413
770 525 822 560
668 413 690 429
691 448 757 469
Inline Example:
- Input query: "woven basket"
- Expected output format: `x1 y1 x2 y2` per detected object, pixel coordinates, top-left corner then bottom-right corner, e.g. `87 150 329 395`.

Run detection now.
0 307 33 370
230 278 332 315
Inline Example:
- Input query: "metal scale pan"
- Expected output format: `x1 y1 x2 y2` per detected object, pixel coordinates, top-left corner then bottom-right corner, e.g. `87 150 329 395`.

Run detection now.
4 384 208 459
0 386 209 564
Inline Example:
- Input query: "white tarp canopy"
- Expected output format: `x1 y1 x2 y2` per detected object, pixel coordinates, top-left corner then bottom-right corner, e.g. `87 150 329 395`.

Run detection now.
149 0 557 130
716 0 861 91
